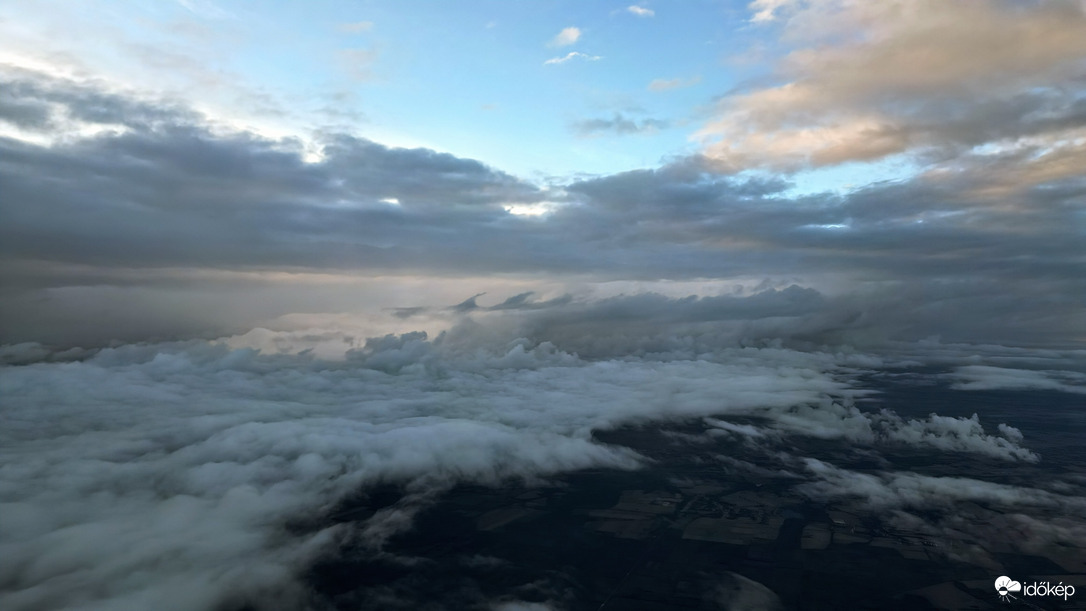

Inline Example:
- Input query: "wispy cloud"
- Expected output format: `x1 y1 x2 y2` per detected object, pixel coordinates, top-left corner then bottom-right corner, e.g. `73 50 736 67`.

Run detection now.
572 113 669 136
175 0 234 20
543 51 601 66
338 21 374 33
627 5 655 17
647 75 700 91
548 26 581 48
338 47 379 81
747 0 790 23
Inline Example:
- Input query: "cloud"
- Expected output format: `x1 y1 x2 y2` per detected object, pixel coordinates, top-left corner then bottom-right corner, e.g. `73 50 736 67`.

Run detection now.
710 572 783 611
627 6 655 18
747 0 790 23
5 301 1077 609
796 460 1086 520
1 330 865 610
704 394 1039 463
791 458 1086 565
795 459 1086 543
949 365 1086 394
571 113 670 136
4 8 1085 609
176 0 234 21
0 69 543 265
699 0 1086 170
558 157 1085 346
1 66 1083 350
647 76 700 92
0 67 200 134
338 47 380 81
0 91 55 131
488 292 535 310
338 21 374 33
548 26 581 48
451 293 486 313
542 51 601 65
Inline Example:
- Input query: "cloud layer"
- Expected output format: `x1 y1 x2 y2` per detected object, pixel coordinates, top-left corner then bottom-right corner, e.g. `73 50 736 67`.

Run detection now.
2 62 1082 349
5 311 1081 610
1 329 848 610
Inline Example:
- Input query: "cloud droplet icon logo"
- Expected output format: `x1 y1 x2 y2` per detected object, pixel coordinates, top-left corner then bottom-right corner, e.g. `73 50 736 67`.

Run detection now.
995 576 1021 602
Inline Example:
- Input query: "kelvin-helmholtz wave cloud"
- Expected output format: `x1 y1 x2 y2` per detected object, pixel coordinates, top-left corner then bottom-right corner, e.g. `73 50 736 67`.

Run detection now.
2 0 1085 609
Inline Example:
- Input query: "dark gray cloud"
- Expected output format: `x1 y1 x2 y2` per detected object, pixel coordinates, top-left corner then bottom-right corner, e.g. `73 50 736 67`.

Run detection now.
553 155 1085 346
0 71 551 279
486 292 573 311
0 90 53 130
562 155 1084 283
0 65 200 131
383 292 577 324
489 291 536 310
0 66 1083 349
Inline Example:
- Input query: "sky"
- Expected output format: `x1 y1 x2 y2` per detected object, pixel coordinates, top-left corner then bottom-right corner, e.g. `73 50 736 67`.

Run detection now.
1 3 1086 609
1 0 1084 348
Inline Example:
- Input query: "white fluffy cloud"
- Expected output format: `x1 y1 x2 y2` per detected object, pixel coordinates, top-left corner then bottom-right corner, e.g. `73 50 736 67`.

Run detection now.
5 306 1069 611
0 331 856 610
4 303 1080 610
719 403 1038 462
548 26 581 48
